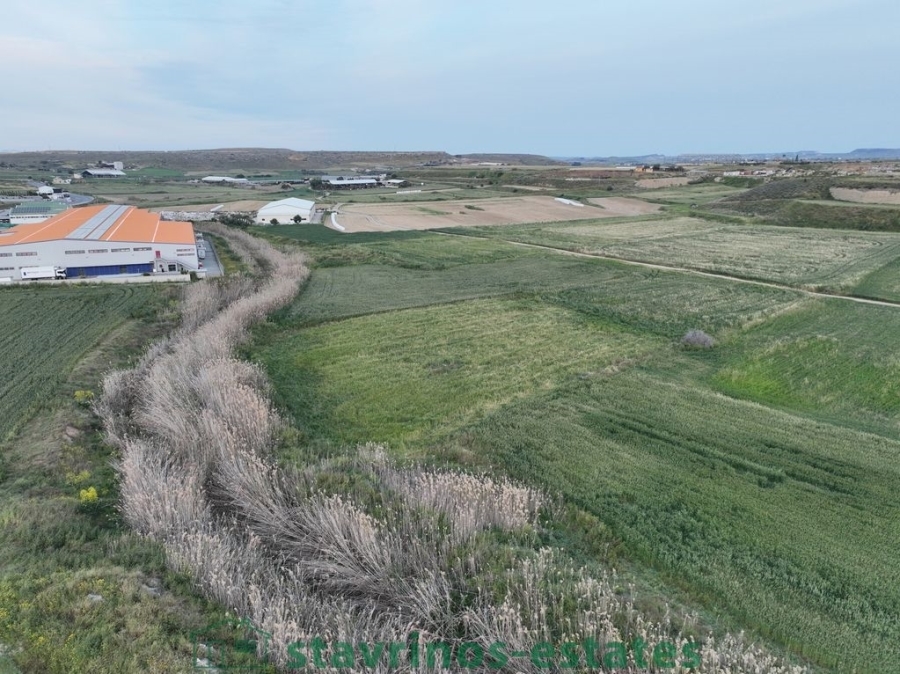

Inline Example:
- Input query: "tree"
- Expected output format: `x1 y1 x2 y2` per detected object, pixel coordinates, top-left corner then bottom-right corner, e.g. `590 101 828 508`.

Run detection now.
270 218 279 225
309 178 324 190
216 213 254 228
292 215 304 224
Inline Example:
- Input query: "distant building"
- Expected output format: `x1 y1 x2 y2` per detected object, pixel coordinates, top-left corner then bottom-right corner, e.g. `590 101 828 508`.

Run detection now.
99 161 124 170
9 201 69 224
82 169 126 178
52 176 72 185
326 177 380 189
255 197 315 224
36 186 55 197
201 176 249 184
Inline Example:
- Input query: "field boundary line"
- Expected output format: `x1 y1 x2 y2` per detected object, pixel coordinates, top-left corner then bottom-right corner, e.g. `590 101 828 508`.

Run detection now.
436 231 900 310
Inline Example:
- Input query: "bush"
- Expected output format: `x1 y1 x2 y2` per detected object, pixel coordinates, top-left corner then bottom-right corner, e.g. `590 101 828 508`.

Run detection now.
215 213 254 228
682 329 715 348
73 389 94 406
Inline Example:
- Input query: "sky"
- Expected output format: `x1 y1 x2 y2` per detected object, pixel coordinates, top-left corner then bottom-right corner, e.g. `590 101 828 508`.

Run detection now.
2 0 898 156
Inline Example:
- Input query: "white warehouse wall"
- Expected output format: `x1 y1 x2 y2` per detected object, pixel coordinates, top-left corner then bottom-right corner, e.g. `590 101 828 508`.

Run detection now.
0 239 199 276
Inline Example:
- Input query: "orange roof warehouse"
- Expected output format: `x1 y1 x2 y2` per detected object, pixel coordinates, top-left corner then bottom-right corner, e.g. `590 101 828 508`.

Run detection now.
0 205 199 279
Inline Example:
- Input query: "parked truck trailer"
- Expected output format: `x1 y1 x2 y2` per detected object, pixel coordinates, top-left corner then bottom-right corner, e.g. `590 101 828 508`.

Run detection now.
20 266 67 280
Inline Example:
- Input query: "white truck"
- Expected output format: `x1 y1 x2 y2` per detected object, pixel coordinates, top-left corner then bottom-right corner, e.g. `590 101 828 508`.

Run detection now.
20 266 67 280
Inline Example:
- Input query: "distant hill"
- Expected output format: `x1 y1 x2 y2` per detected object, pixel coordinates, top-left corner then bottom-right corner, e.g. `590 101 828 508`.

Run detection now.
568 149 900 164
845 148 900 159
0 148 561 172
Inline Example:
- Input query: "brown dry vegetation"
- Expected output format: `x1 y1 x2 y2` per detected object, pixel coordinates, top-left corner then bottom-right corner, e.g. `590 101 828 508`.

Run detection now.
333 196 655 233
830 187 900 205
94 227 808 672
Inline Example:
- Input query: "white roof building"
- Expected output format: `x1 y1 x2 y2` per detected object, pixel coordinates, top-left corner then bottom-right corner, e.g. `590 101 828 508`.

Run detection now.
255 197 316 225
82 169 125 177
202 176 249 184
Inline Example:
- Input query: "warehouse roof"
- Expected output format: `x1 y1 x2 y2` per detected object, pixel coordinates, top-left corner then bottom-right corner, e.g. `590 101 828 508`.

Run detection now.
326 178 378 185
0 205 194 246
10 201 69 216
258 197 315 211
83 169 126 177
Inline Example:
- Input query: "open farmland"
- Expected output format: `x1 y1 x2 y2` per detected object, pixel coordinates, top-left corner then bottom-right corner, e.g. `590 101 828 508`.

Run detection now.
467 367 900 673
630 182 748 204
331 195 650 232
263 298 663 447
249 218 900 672
0 285 169 442
456 216 900 293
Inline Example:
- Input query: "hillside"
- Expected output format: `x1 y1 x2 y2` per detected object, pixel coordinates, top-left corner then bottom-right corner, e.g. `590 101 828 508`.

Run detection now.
0 149 562 173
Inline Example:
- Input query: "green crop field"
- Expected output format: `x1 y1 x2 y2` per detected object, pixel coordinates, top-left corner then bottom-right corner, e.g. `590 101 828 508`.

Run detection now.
0 281 258 673
451 216 900 293
629 183 747 204
260 297 663 448
250 220 900 673
0 285 171 443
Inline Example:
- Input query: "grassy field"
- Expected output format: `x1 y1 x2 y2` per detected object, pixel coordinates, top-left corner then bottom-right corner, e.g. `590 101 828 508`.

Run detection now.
259 297 663 448
629 182 747 204
0 285 172 443
248 221 900 672
464 367 900 673
449 216 900 293
0 283 272 673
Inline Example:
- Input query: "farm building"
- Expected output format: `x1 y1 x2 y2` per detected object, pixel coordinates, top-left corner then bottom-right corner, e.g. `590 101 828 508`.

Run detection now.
0 204 199 278
82 169 125 178
202 176 249 184
326 177 380 189
255 197 315 224
9 201 69 225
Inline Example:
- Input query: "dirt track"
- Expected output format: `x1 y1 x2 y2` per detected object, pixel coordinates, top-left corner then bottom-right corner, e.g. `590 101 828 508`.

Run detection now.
332 196 659 232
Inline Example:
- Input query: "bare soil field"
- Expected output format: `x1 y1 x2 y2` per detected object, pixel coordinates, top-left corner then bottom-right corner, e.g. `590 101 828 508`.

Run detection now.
586 197 662 215
635 177 692 189
333 196 609 232
831 187 900 205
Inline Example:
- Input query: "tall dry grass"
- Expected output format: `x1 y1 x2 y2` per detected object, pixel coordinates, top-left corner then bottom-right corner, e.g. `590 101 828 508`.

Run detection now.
96 227 809 672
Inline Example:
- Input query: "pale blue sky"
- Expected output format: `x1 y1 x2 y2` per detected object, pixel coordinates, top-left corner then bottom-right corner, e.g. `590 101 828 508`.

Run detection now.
2 0 897 156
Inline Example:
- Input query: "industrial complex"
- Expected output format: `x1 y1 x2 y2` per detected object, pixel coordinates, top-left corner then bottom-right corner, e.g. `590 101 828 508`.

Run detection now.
0 204 199 279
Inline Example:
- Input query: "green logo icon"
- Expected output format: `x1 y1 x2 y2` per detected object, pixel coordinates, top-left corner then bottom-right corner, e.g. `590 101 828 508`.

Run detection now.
191 617 271 670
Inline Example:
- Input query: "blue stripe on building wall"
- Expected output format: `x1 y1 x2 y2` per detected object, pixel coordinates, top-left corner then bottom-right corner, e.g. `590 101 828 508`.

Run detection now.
65 263 154 277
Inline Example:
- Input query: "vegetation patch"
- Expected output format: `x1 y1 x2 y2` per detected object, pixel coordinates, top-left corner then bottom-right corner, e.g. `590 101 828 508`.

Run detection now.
458 368 900 672
256 298 661 448
0 285 175 443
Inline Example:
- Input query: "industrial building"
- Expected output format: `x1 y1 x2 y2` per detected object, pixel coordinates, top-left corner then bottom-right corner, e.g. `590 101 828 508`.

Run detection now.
0 204 199 279
82 169 126 178
325 176 380 189
255 197 315 224
202 176 249 184
9 201 69 225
